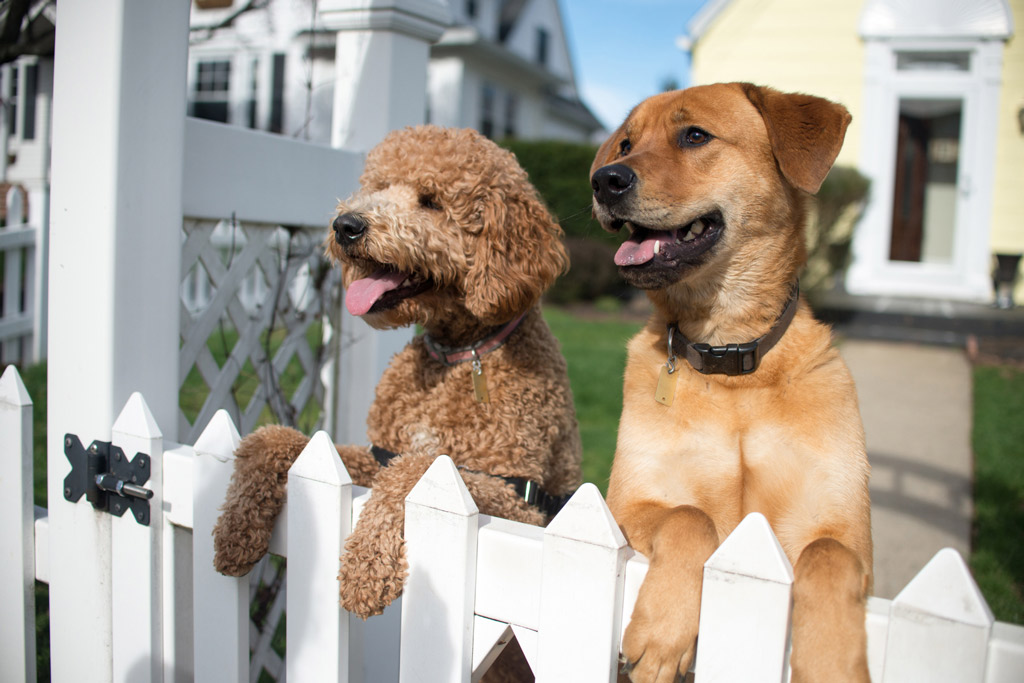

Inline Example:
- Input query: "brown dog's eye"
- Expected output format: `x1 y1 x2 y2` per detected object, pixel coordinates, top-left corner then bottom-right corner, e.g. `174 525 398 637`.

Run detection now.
681 127 712 147
419 194 442 211
618 138 632 157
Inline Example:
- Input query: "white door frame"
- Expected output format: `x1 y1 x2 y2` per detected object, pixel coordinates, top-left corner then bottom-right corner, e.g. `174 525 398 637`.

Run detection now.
846 39 1004 301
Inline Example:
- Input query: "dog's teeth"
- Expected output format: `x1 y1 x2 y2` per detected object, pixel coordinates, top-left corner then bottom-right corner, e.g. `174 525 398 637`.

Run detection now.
683 230 697 242
623 221 635 232
654 240 661 255
690 218 706 235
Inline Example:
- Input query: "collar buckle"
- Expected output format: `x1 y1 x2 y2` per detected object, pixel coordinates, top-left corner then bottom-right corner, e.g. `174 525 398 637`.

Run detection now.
689 340 761 375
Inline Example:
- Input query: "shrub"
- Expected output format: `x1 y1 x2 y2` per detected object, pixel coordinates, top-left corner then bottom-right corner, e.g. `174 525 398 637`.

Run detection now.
804 166 871 293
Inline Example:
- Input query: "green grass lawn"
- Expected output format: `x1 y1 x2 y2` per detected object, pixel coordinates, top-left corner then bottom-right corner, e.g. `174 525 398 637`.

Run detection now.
542 306 643 492
969 364 1024 624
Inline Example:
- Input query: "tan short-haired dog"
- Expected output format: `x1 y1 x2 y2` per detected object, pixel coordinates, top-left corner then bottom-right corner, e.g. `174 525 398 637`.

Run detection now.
591 83 871 683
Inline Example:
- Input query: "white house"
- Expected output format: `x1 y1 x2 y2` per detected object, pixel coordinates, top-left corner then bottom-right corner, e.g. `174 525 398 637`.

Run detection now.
186 0 602 147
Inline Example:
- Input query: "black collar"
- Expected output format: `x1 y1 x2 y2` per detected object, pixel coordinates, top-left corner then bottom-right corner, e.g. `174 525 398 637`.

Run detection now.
369 445 573 517
668 281 800 376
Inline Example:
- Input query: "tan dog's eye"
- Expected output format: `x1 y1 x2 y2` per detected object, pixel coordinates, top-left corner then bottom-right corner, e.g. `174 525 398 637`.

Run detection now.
419 194 442 211
681 127 712 147
618 138 632 157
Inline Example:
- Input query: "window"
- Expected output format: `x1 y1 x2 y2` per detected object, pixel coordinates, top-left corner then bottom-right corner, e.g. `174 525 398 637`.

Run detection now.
192 60 231 123
22 63 37 141
269 53 285 134
5 67 18 138
896 51 970 72
481 84 496 139
504 93 518 139
535 28 549 65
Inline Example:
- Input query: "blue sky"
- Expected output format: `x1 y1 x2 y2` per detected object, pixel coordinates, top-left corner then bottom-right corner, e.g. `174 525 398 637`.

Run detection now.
560 0 709 132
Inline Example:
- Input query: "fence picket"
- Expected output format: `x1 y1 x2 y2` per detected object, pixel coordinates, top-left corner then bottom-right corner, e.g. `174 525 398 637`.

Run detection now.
0 366 36 683
192 410 248 682
401 455 480 683
110 393 165 682
536 483 628 683
696 512 794 683
286 431 353 682
882 547 994 681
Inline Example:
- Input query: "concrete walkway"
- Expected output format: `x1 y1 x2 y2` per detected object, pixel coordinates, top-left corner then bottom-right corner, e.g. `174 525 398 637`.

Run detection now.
838 340 974 599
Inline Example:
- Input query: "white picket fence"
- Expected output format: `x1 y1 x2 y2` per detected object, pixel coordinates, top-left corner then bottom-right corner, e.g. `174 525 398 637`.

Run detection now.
0 184 46 366
3 366 1024 682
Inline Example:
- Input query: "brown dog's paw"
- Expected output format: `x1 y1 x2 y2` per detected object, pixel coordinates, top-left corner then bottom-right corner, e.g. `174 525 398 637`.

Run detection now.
212 425 311 577
212 513 269 577
337 530 408 619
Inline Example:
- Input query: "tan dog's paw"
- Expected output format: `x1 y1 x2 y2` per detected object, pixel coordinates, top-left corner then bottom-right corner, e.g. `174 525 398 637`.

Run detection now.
620 565 701 683
337 527 407 619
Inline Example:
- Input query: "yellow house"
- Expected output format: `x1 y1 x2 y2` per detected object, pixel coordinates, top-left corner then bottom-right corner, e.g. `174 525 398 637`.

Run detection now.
682 0 1022 304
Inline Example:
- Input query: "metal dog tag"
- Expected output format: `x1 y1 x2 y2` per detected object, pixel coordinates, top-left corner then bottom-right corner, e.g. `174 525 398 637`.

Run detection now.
656 327 678 406
655 362 677 406
472 353 490 403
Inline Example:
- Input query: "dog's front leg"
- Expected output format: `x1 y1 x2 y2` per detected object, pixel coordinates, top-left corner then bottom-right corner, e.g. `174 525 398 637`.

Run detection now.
213 425 311 576
338 452 435 619
790 537 870 683
619 502 719 683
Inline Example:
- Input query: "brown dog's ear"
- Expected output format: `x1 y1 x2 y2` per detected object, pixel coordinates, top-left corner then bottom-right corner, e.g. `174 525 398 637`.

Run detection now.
463 190 569 325
740 83 852 194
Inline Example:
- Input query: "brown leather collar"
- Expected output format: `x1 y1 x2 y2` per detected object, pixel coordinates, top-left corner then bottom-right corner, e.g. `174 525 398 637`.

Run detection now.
668 281 800 376
423 310 528 367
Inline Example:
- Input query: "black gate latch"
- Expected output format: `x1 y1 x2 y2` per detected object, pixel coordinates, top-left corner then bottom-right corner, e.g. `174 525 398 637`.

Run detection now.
63 434 154 526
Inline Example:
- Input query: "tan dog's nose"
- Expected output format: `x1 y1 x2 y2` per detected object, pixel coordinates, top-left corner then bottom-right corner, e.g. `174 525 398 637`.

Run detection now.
591 163 637 206
333 213 368 244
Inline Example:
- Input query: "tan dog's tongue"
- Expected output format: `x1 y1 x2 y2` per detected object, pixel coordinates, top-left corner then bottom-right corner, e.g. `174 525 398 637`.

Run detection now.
345 270 408 316
614 234 659 266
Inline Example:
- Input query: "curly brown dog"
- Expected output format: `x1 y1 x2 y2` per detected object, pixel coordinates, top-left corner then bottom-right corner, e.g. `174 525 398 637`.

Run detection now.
590 83 872 683
213 126 581 678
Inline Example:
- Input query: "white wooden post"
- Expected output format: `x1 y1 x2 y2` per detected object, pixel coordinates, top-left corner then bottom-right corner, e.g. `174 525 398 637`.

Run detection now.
286 431 353 682
318 0 449 443
46 0 189 678
401 455 480 683
0 366 36 683
881 547 994 682
192 411 248 682
695 512 794 682
1 187 25 365
110 393 164 682
536 483 628 683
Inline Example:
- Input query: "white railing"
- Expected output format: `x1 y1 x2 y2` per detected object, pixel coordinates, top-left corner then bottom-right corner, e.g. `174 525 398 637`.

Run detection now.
0 185 46 365
3 367 1024 682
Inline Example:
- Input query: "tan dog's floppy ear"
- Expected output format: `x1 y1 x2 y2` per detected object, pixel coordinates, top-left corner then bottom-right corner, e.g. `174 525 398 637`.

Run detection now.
740 83 852 194
464 191 569 325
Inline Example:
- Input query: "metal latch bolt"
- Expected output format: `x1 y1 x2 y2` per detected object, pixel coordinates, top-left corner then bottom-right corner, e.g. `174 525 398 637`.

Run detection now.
63 434 154 526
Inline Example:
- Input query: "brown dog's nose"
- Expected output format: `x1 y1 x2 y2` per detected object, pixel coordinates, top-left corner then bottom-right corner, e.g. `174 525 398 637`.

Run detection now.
591 164 637 206
333 213 368 243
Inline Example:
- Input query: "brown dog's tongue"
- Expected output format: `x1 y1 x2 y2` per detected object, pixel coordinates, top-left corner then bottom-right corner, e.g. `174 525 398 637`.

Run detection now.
614 234 659 266
345 270 407 316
